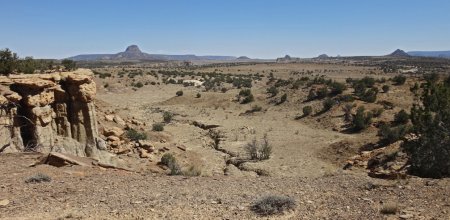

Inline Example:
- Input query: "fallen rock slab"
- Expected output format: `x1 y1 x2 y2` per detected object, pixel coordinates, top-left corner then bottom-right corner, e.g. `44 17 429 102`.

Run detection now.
32 152 93 167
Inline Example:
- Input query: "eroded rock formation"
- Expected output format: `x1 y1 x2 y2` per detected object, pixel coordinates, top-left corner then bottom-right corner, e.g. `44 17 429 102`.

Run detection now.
0 69 104 159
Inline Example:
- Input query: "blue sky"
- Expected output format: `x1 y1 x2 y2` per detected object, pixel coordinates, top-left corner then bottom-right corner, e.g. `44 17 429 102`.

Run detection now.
1 0 449 59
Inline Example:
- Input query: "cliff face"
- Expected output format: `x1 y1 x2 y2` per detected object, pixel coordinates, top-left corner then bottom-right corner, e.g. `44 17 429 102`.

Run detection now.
0 69 102 158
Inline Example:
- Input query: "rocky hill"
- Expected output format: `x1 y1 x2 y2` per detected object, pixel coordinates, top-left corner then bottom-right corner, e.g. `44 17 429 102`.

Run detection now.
388 49 410 57
68 45 237 61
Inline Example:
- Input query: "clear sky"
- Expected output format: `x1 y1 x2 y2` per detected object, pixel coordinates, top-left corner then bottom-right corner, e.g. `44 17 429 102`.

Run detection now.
1 0 450 59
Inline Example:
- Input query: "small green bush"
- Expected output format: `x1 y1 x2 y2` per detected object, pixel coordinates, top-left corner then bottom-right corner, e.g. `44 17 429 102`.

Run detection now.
394 109 409 124
241 94 254 104
330 81 346 95
152 123 165 131
316 87 328 99
302 106 312 116
126 129 147 141
392 75 406 85
161 153 176 166
176 90 183 96
278 93 287 104
352 106 373 131
360 88 378 103
267 86 278 97
133 82 144 88
196 93 201 98
382 85 390 93
378 124 409 145
239 89 252 97
322 98 334 112
163 111 173 123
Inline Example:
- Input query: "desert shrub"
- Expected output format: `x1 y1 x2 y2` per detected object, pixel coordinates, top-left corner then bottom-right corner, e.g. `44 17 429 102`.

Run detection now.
251 195 296 216
244 135 272 160
176 90 183 96
360 88 378 103
126 129 147 141
183 165 202 176
394 109 409 124
163 111 173 123
410 82 419 94
403 78 450 178
378 124 409 145
316 87 328 99
152 123 165 131
392 75 406 85
361 76 376 87
25 173 52 183
196 93 201 98
133 82 144 88
352 106 373 131
337 94 355 102
353 81 367 96
160 152 184 175
342 103 355 122
259 134 272 160
239 89 252 97
278 93 287 105
241 94 254 104
161 153 176 167
302 106 312 116
382 85 390 93
322 98 334 112
221 87 228 93
245 139 259 160
371 108 384 117
307 89 317 101
329 81 346 96
239 89 254 104
267 86 278 98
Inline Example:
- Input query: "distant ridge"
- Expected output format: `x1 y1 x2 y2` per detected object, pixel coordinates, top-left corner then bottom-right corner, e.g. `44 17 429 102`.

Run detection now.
68 45 238 61
407 50 450 58
316 54 329 59
388 49 410 57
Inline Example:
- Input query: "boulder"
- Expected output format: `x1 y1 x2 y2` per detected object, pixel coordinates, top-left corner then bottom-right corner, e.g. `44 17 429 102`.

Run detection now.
113 115 126 126
103 126 124 137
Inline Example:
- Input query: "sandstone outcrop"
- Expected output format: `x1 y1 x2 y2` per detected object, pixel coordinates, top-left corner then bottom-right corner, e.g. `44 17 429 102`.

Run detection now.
0 69 107 160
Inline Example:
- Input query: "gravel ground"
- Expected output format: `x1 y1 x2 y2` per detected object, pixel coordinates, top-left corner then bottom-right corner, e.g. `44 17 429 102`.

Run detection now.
1 153 449 220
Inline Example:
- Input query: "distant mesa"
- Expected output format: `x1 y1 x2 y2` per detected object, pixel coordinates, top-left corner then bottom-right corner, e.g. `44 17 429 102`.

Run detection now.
237 56 251 60
276 54 300 63
67 45 238 61
388 49 411 57
316 54 329 59
407 50 450 58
